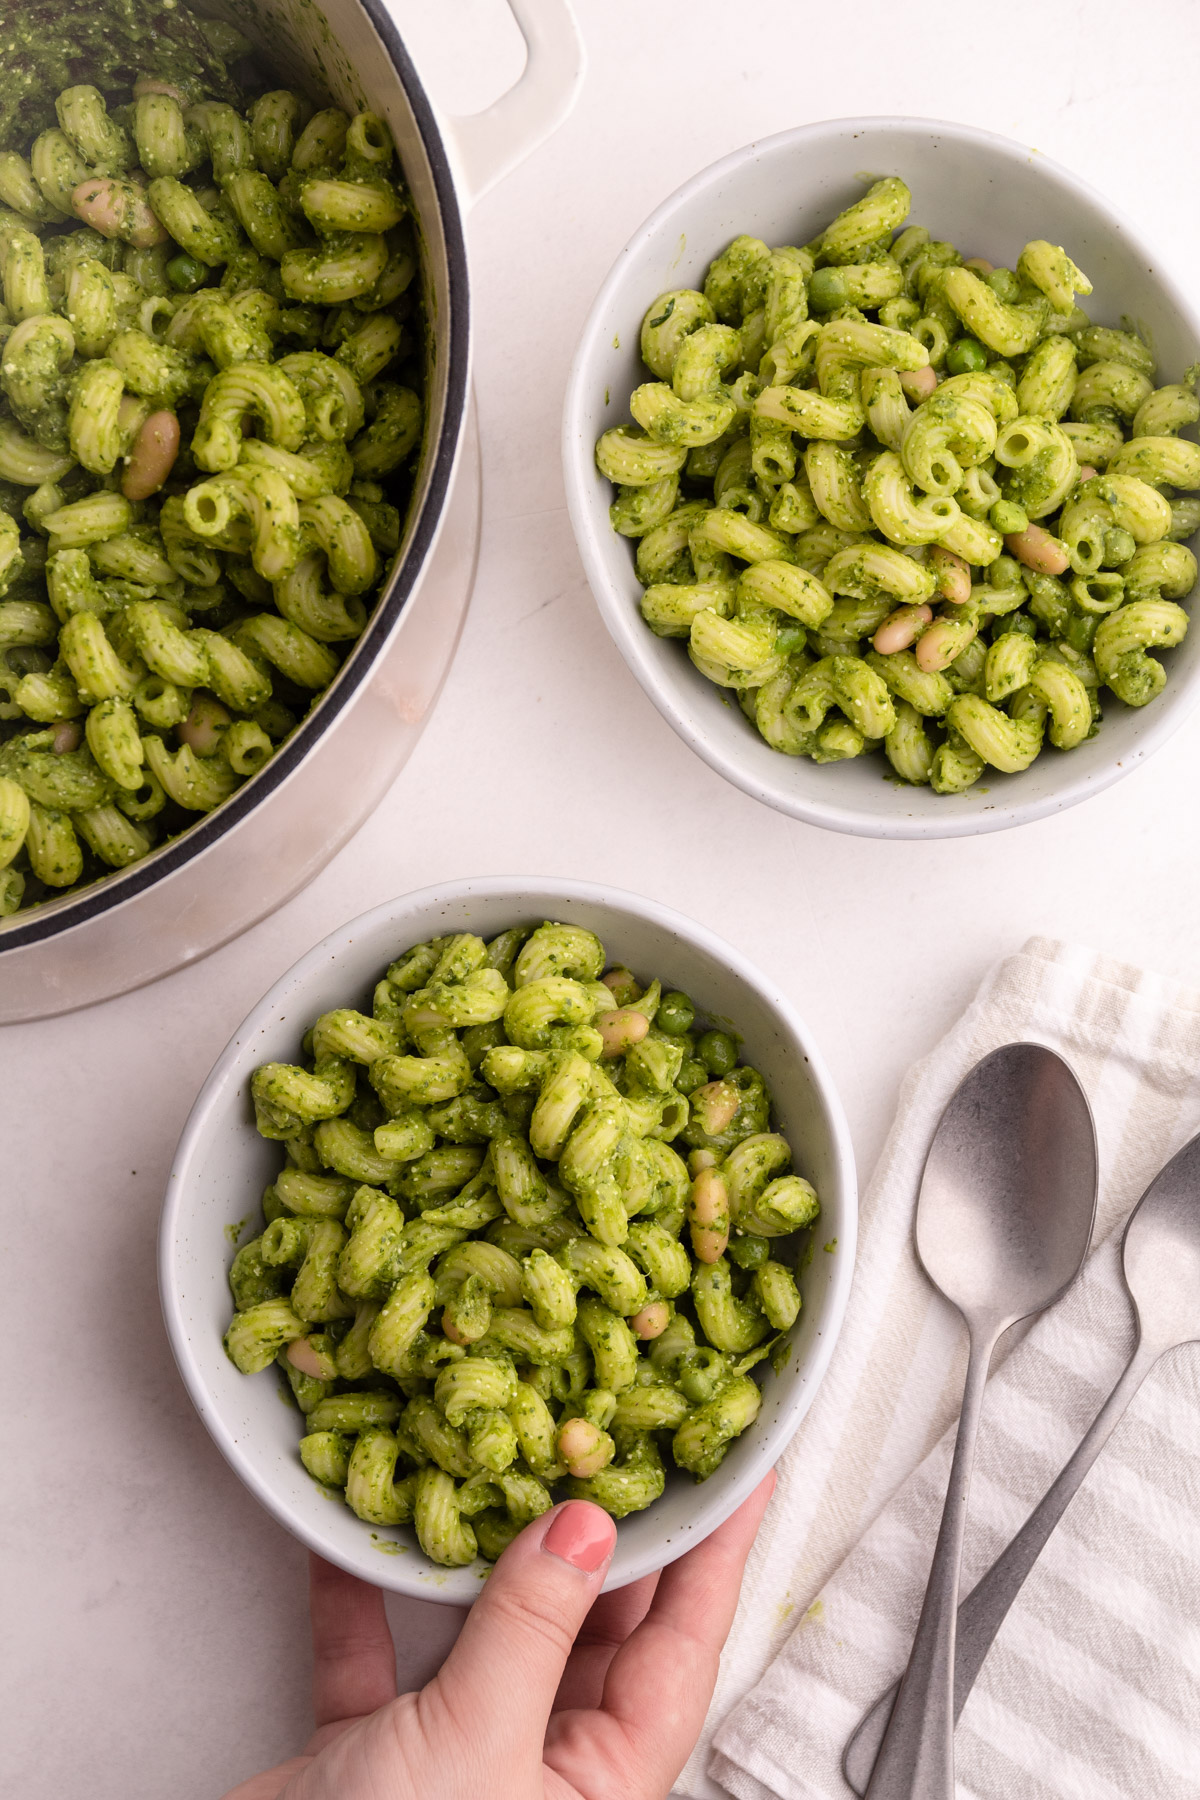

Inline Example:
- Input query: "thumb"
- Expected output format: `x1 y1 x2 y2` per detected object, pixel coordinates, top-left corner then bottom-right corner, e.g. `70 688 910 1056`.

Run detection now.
431 1501 616 1747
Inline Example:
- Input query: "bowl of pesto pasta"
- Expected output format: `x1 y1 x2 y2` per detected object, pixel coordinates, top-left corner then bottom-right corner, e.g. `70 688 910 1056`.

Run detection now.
562 118 1200 838
0 0 581 1020
160 876 856 1600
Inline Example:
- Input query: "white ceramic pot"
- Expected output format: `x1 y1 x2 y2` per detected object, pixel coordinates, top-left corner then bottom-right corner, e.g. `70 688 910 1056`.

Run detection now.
159 876 857 1602
0 0 585 1022
562 118 1200 840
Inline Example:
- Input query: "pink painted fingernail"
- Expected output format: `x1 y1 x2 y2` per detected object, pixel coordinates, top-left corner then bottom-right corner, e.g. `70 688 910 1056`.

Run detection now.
542 1503 616 1573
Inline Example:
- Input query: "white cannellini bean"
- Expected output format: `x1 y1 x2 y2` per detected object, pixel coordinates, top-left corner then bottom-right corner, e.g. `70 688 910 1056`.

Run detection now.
123 409 180 501
557 1416 613 1479
690 1222 729 1265
689 1167 727 1226
929 547 972 604
914 618 967 673
596 1007 650 1058
178 695 230 755
286 1338 333 1380
51 720 83 754
133 78 188 102
872 602 933 655
630 1301 670 1340
72 176 167 250
899 365 938 403
964 257 995 275
1077 465 1098 484
691 1079 739 1136
1004 523 1070 576
688 1166 730 1264
600 965 638 1004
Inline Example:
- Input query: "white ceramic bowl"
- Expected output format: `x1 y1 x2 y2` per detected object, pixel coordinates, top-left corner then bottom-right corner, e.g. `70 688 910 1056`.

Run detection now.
160 877 857 1602
562 117 1200 839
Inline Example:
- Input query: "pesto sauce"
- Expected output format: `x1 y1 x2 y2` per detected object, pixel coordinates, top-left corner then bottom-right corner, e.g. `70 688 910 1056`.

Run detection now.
0 0 429 919
0 0 239 151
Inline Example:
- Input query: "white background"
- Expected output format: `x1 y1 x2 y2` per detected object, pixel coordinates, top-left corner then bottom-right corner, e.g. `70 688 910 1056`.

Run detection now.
5 1 1200 1793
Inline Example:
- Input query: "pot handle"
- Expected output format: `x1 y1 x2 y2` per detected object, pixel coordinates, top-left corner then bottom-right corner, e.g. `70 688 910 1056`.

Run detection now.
440 0 585 210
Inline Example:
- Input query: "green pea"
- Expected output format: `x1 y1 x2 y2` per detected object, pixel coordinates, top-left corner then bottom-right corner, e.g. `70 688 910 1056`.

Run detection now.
727 1232 770 1271
697 1029 737 1077
989 554 1025 590
984 267 1021 303
1102 527 1137 568
995 610 1038 640
989 499 1028 536
657 991 695 1035
166 252 209 292
805 267 844 313
774 622 807 657
1065 612 1099 655
677 1057 708 1096
461 1019 505 1068
945 336 988 375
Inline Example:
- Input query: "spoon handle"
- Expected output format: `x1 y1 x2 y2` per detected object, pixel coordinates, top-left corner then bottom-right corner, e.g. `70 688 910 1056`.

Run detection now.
844 1336 1156 1796
863 1325 997 1800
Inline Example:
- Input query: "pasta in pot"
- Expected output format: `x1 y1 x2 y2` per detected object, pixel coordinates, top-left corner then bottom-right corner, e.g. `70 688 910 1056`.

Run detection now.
0 32 424 918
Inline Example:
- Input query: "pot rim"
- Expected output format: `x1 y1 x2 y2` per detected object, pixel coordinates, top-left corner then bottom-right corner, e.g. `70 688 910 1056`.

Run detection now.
0 0 470 951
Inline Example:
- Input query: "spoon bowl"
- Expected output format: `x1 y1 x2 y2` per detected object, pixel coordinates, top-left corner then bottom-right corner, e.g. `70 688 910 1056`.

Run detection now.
917 1044 1100 1328
1123 1131 1200 1352
864 1043 1097 1800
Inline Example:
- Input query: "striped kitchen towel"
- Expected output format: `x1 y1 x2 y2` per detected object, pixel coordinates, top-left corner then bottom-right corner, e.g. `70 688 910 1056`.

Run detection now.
677 937 1200 1800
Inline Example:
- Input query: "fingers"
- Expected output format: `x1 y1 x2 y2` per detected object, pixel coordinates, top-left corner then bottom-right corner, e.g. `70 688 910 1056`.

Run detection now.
308 1554 397 1730
546 1474 775 1798
553 1571 660 1714
220 1755 313 1799
604 1475 775 1761
431 1501 616 1751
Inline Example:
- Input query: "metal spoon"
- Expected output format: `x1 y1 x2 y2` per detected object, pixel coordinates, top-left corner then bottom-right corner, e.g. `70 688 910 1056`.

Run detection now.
861 1043 1097 1800
844 1125 1200 1795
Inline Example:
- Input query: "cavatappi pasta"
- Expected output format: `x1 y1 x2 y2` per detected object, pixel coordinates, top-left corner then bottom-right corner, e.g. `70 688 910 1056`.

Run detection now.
596 177 1200 793
223 922 821 1566
0 48 424 917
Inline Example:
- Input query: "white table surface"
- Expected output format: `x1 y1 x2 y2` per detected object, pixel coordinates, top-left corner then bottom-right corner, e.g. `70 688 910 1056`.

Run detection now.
5 2 1200 1793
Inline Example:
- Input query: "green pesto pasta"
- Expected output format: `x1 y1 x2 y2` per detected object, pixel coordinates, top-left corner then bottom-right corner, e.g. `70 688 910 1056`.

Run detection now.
0 20 425 917
598 177 1200 796
222 922 822 1566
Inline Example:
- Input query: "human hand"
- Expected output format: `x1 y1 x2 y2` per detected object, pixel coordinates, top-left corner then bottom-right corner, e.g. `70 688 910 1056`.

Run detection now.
225 1472 775 1800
